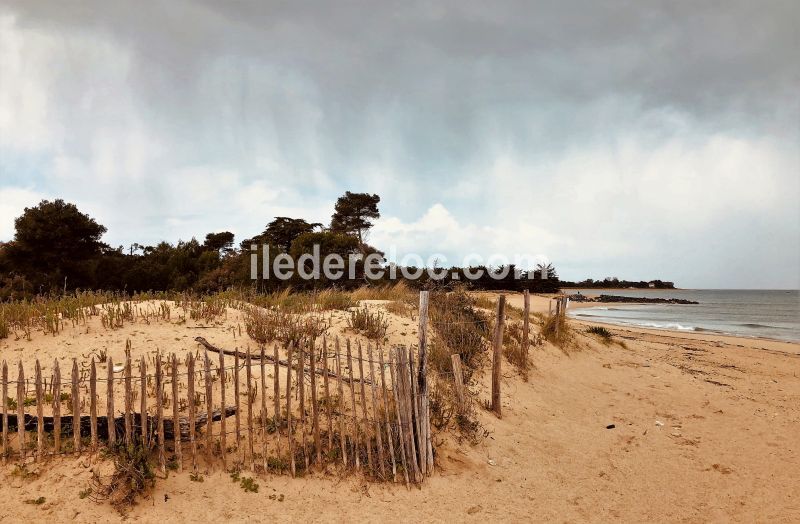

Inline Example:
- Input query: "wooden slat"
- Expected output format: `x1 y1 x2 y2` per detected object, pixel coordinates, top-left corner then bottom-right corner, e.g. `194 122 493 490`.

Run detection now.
368 345 386 479
107 357 115 447
298 341 307 471
335 338 347 466
156 353 165 473
35 360 44 461
378 348 397 481
124 350 132 445
272 344 280 457
187 353 196 470
389 349 409 487
309 339 321 466
72 359 80 454
401 347 421 482
407 344 422 476
346 339 359 469
285 344 295 477
140 358 147 448
2 361 8 462
260 346 267 472
322 337 332 451
17 362 25 460
218 349 226 469
90 359 97 450
52 360 61 454
357 342 373 475
205 350 213 459
246 348 254 472
171 355 182 471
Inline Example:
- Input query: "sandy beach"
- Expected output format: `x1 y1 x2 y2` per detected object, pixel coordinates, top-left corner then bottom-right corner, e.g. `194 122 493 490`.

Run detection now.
1 293 798 523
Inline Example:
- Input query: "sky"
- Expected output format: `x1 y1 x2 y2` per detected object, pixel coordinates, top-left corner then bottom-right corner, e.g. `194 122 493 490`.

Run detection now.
0 1 798 288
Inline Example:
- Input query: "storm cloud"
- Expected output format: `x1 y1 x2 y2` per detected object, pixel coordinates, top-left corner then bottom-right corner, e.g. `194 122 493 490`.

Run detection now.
1 1 798 287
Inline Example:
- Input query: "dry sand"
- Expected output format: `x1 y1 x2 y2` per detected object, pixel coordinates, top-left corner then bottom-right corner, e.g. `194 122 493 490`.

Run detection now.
1 294 798 522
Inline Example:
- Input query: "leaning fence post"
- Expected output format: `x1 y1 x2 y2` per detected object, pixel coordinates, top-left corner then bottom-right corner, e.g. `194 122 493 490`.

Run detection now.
491 294 506 417
346 339 359 469
260 346 268 473
285 344 295 477
246 348 254 472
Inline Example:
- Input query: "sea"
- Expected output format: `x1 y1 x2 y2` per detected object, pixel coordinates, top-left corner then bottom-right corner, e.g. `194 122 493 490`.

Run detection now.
566 289 800 343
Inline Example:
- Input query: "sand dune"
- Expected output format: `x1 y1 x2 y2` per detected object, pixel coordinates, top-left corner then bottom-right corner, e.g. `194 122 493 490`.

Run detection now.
1 293 798 522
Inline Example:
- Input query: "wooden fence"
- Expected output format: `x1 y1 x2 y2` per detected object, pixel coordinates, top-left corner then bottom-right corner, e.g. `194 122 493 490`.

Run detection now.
0 336 434 485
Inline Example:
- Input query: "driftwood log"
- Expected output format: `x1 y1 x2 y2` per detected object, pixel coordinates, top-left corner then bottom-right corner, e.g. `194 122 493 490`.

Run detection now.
1 407 236 442
194 336 372 385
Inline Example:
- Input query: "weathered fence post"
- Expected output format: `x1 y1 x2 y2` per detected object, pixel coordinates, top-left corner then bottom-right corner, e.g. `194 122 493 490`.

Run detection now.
285 344 295 477
218 349 226 469
368 344 385 479
378 348 397 482
389 349 410 487
2 361 8 462
246 348 254 472
71 359 80 454
187 353 196 470
205 350 213 460
260 346 268 472
334 338 347 466
16 362 25 460
139 358 147 447
107 357 115 447
124 350 132 445
272 344 280 457
417 290 432 475
357 342 373 475
346 339 359 469
90 359 97 451
234 348 241 458
491 295 506 417
171 355 182 471
322 337 333 452
53 360 61 454
35 360 44 461
309 338 321 466
156 353 165 473
523 289 530 380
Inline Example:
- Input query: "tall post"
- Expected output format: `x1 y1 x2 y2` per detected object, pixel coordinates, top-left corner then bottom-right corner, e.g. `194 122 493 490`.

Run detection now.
491 294 506 417
416 290 431 475
522 289 530 380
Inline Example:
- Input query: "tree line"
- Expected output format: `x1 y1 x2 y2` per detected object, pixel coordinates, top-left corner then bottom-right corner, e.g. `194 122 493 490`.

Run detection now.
0 192 560 300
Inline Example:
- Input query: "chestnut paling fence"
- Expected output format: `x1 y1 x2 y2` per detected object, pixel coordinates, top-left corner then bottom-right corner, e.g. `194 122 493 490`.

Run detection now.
0 336 435 485
0 289 534 484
